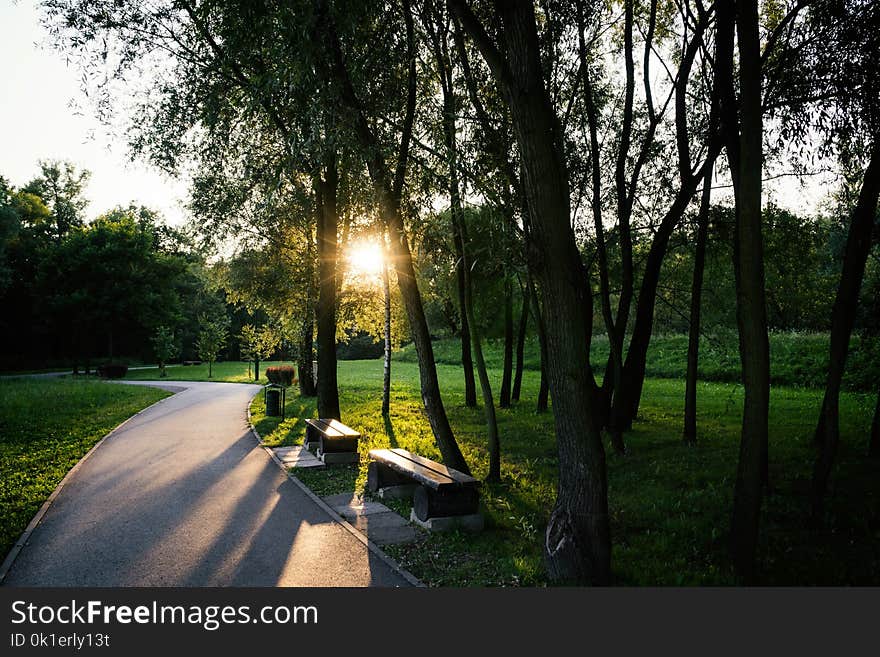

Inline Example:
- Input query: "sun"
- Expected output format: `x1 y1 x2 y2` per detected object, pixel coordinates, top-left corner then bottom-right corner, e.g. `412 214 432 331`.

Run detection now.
347 240 385 277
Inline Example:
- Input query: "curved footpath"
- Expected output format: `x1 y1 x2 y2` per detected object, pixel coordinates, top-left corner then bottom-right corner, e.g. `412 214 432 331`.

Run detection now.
2 381 412 586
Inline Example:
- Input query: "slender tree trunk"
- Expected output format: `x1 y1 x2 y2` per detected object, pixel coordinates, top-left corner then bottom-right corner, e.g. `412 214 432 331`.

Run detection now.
511 278 529 402
317 0 470 473
299 231 318 397
812 140 880 518
499 277 514 408
382 259 392 416
429 9 477 409
726 0 769 582
529 277 550 413
454 225 478 406
683 168 713 444
315 148 341 421
461 214 501 482
869 387 880 458
577 0 625 454
254 358 260 382
599 3 712 438
612 189 699 432
453 0 610 584
298 317 316 397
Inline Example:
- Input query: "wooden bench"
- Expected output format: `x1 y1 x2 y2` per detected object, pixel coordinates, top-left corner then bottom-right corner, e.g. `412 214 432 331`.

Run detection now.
182 360 202 366
368 448 482 531
304 418 360 464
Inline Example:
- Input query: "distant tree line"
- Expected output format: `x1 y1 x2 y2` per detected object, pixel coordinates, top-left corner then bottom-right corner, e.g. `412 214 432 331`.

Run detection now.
0 161 230 371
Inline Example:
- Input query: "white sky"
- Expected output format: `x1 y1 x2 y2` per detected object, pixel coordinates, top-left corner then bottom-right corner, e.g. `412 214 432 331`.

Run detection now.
0 0 187 225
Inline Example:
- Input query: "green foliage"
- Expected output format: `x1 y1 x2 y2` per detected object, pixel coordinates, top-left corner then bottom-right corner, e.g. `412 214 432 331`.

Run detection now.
150 326 179 376
0 378 168 562
36 208 187 357
195 313 230 376
0 182 221 370
21 160 90 238
239 324 281 362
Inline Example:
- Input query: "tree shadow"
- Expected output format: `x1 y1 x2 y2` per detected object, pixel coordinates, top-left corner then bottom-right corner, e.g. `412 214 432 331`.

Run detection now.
383 415 399 448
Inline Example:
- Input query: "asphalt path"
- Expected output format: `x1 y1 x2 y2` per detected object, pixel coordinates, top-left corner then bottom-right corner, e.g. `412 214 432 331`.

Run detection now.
3 380 411 586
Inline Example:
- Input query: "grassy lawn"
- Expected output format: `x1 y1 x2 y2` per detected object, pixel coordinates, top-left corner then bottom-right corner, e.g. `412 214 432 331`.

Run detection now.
0 379 170 562
249 356 878 586
122 360 289 384
399 333 879 391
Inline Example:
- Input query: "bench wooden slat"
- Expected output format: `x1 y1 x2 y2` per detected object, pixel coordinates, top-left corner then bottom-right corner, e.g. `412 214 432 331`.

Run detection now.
368 449 456 490
322 419 360 437
305 418 345 438
389 448 479 486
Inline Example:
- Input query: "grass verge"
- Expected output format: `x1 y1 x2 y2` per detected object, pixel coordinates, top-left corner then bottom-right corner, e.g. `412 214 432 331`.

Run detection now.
0 379 170 562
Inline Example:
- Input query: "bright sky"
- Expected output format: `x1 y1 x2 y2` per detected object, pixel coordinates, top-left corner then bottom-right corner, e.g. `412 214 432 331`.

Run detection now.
0 0 187 225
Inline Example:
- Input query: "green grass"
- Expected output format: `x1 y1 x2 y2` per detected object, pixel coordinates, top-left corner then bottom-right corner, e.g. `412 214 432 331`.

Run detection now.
250 357 878 586
398 332 880 391
122 360 292 384
0 379 170 562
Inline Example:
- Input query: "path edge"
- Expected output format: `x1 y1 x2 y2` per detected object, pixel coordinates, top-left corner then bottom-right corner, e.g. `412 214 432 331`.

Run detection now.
246 399 425 588
0 385 181 584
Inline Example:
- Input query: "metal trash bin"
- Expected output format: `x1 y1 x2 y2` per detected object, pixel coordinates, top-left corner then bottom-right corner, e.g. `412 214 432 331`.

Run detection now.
265 387 281 416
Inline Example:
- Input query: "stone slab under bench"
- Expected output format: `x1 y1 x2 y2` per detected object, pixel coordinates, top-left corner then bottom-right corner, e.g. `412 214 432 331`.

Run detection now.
272 445 323 469
409 509 485 532
322 493 420 546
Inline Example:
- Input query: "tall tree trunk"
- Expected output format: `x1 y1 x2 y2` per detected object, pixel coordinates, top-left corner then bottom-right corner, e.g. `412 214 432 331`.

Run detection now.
461 214 501 482
511 278 529 402
382 259 392 416
315 147 341 420
317 0 470 473
683 168 713 444
453 0 610 584
726 0 770 582
499 277 514 408
255 358 260 382
812 140 880 518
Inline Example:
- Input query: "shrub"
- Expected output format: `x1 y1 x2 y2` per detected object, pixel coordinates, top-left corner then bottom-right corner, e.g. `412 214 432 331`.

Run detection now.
97 363 129 379
266 365 296 387
337 333 384 360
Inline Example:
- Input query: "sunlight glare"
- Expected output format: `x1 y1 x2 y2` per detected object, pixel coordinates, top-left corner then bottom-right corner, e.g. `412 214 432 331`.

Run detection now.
347 240 384 277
